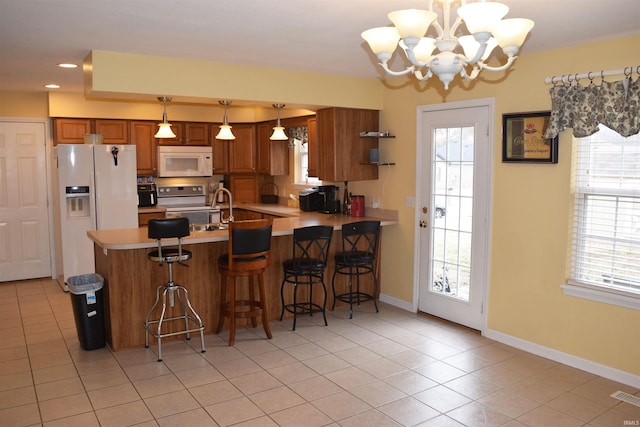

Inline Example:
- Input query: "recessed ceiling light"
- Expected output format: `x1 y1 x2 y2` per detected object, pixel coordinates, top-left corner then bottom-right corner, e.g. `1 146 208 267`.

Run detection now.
58 63 78 68
44 84 60 89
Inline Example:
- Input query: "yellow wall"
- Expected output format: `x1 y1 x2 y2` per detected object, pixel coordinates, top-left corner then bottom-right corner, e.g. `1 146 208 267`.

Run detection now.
371 34 640 376
1 35 639 376
0 91 49 117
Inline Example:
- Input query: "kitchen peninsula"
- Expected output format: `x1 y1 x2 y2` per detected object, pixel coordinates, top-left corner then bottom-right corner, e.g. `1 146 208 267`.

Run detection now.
88 207 398 351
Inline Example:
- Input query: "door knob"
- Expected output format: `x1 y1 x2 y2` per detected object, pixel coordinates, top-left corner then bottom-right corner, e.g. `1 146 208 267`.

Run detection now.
419 220 428 228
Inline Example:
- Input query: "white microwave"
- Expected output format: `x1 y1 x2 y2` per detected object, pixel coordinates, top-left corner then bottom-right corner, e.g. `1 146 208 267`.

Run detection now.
157 146 213 177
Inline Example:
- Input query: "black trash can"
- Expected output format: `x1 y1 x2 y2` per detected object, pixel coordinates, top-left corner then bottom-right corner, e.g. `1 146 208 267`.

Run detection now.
67 273 106 350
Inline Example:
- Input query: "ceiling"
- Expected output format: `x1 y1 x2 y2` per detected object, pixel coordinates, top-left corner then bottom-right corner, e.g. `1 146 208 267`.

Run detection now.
1 0 639 97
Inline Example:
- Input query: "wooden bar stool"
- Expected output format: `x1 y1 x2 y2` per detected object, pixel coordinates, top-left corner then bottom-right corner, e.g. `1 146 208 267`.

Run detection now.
216 218 273 346
280 225 333 330
144 217 205 361
331 220 381 319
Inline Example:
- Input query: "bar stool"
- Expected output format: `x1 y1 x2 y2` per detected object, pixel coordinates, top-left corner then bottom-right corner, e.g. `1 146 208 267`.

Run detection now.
280 225 333 330
331 220 381 319
144 217 205 361
216 218 273 346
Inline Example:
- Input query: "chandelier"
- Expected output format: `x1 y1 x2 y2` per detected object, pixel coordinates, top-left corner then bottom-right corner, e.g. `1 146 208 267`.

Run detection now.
361 0 534 89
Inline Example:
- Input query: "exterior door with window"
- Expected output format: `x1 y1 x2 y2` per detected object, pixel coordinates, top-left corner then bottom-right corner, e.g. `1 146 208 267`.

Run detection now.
417 100 492 330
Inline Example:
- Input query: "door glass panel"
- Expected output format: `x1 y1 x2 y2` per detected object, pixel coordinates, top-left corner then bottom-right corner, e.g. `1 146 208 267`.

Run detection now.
431 126 474 302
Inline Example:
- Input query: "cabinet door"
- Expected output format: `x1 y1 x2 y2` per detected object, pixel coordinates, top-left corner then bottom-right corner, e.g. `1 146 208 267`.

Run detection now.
95 119 129 144
130 121 157 176
184 123 209 145
229 124 257 173
229 175 258 203
211 124 230 174
307 117 318 177
317 107 379 181
257 122 289 176
53 118 92 144
257 123 271 174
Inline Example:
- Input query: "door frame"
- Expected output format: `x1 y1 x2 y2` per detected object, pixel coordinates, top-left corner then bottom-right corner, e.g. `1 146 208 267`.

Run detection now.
412 98 495 332
0 116 56 281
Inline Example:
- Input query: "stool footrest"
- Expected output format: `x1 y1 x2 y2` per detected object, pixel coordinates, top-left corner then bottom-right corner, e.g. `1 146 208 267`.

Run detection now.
334 291 376 304
283 302 324 315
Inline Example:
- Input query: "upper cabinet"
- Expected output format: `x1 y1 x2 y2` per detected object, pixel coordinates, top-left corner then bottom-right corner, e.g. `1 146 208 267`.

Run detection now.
316 107 379 181
94 119 129 144
156 122 210 146
212 123 257 174
53 118 129 145
257 122 289 176
129 121 158 176
229 124 257 173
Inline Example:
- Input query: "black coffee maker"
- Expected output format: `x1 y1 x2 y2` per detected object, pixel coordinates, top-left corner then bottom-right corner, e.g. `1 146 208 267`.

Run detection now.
318 185 340 213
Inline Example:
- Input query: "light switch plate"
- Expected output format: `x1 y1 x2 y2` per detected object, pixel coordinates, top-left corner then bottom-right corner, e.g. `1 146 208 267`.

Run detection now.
406 196 415 208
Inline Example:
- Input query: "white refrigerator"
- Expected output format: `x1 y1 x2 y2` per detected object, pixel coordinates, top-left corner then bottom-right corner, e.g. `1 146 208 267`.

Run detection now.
52 144 138 291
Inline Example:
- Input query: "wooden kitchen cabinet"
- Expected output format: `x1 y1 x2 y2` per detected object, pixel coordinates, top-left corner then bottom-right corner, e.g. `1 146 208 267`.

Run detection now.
257 122 289 176
316 107 379 182
53 118 92 144
94 119 129 144
130 121 158 175
227 174 259 203
156 122 210 146
53 118 130 145
138 211 165 226
229 124 257 173
211 123 230 174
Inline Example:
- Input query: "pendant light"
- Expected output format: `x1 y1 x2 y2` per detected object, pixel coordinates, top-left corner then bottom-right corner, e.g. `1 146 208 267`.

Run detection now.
269 103 288 141
154 96 176 138
216 100 235 140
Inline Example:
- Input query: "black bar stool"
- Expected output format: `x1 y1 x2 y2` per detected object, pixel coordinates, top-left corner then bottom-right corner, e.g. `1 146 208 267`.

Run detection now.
216 218 273 346
280 225 333 330
331 220 381 319
144 217 205 361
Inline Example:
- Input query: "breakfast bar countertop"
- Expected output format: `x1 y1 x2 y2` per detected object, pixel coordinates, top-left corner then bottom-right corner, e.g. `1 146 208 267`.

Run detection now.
88 206 399 251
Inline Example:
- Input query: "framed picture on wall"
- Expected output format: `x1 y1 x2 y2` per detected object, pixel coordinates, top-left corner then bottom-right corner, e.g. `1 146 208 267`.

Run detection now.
502 111 558 163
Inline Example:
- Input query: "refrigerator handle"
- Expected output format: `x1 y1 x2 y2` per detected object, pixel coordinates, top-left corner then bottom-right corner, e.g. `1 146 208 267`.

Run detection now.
89 172 97 228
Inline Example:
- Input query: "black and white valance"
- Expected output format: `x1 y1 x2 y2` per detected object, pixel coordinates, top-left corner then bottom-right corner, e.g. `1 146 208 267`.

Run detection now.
544 69 640 139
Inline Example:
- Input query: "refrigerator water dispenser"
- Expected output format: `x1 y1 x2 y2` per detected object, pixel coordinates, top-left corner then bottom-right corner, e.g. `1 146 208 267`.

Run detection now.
65 186 91 218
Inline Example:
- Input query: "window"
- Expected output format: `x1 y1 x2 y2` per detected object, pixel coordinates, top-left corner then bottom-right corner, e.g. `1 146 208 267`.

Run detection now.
563 125 640 309
294 137 321 186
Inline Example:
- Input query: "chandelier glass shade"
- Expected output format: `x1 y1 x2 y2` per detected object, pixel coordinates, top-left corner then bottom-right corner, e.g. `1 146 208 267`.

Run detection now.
270 103 288 141
216 100 236 140
155 96 177 138
361 0 534 89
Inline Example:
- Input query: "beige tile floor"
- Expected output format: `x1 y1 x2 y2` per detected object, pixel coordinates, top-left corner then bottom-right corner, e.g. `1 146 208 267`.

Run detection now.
1 278 639 426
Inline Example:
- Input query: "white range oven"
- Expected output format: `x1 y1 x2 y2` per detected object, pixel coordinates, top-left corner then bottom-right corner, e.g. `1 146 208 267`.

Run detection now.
157 184 220 225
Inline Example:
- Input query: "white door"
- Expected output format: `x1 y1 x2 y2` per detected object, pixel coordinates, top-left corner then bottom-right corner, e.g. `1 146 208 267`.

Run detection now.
0 121 52 281
416 99 493 330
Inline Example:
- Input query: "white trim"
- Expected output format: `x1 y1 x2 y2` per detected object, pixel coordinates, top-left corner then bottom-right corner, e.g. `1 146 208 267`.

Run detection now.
485 328 640 389
379 292 414 312
561 281 640 311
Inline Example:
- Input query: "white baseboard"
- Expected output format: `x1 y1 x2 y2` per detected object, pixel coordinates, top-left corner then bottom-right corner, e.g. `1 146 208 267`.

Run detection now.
379 293 414 312
484 328 640 389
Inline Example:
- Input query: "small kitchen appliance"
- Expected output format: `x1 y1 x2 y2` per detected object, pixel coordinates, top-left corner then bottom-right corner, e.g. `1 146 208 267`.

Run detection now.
157 184 221 225
299 187 322 212
351 195 365 217
318 185 340 214
137 183 158 207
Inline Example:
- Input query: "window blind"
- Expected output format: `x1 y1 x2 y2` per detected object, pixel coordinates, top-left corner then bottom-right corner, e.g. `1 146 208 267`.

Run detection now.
572 125 640 294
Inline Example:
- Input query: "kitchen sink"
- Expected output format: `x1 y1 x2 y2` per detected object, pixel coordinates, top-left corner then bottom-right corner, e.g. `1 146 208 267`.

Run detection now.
190 223 229 232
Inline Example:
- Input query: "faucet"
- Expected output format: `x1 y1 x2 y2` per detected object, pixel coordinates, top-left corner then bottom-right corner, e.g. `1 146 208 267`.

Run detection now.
211 187 234 223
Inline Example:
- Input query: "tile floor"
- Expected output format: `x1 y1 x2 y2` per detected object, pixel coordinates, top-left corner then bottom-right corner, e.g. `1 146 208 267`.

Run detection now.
1 278 639 426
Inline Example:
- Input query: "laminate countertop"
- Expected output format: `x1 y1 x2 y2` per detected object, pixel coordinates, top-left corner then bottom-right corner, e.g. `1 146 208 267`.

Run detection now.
88 206 399 251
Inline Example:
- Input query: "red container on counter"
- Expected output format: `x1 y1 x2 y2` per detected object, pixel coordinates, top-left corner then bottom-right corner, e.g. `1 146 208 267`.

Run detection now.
351 195 365 217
